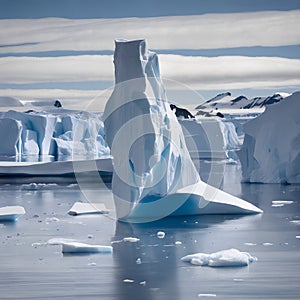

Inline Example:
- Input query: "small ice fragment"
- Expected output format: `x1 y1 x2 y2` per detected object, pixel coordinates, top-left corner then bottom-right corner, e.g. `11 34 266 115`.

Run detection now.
296 236 300 239
88 262 97 266
136 258 142 264
123 279 134 283
157 231 165 239
181 248 256 267
139 281 146 286
175 241 182 245
45 217 59 223
61 242 113 254
244 242 257 246
271 200 293 207
123 237 140 243
198 294 216 298
233 278 244 282
32 242 46 248
290 220 300 225
0 206 26 221
68 202 109 215
263 243 273 246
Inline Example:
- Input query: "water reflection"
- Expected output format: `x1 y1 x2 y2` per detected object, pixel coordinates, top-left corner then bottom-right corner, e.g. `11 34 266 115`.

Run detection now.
112 213 259 300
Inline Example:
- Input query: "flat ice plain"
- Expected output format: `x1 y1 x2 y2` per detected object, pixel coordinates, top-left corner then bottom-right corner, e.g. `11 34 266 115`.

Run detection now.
0 162 299 299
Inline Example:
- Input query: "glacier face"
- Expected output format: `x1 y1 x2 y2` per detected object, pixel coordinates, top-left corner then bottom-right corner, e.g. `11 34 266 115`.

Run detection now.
103 39 262 222
0 109 110 160
238 91 300 184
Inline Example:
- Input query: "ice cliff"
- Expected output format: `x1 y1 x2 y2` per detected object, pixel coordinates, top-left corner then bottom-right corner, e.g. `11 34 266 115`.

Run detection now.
180 118 241 160
238 92 300 184
103 39 262 222
0 109 110 159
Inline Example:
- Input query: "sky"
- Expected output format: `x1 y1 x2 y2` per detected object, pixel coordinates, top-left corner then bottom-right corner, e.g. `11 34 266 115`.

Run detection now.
0 0 299 109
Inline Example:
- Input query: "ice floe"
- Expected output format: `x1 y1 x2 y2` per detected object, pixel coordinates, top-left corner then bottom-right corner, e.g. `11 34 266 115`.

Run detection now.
61 242 113 254
68 202 109 216
45 237 112 254
0 205 26 221
181 248 257 267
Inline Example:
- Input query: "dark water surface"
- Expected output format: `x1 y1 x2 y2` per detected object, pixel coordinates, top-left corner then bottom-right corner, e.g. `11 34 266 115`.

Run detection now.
0 163 299 299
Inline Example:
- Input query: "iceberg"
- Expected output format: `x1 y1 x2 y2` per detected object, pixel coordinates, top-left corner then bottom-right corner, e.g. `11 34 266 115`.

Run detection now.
180 118 240 160
0 109 110 159
238 92 300 183
103 39 262 222
0 205 26 221
181 248 257 267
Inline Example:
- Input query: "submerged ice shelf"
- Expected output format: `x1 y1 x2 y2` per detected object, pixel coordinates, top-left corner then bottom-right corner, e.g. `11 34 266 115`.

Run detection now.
103 39 262 221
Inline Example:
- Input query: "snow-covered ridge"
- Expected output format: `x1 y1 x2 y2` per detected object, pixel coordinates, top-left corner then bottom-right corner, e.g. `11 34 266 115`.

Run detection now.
196 92 291 110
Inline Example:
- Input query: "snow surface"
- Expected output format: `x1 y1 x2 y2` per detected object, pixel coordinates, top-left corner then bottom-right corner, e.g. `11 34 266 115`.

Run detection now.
0 109 110 158
0 205 26 221
68 202 109 215
181 248 257 267
103 39 262 221
238 91 300 183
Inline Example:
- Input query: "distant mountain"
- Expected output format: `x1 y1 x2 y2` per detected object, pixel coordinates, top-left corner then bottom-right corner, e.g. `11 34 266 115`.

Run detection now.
196 92 291 110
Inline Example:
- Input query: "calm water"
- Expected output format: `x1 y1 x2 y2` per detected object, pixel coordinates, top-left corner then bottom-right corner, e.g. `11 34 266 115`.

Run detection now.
0 162 300 299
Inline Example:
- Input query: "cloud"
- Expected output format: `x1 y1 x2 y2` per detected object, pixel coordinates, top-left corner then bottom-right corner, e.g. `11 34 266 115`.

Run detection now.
0 10 300 53
0 54 299 91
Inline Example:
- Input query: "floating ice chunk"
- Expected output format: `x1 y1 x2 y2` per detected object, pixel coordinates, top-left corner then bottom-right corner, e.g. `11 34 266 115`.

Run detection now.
0 206 26 221
272 200 293 207
296 236 300 239
68 202 109 215
123 237 140 243
290 220 300 225
263 243 273 246
61 241 113 254
198 294 216 298
175 241 182 245
181 248 257 267
136 258 142 264
123 279 134 283
157 231 165 239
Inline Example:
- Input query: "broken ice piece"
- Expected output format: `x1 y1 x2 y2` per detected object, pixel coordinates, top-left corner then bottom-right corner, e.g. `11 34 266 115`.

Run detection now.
157 231 165 239
181 248 257 267
0 206 26 221
123 237 140 243
61 241 113 254
68 202 109 216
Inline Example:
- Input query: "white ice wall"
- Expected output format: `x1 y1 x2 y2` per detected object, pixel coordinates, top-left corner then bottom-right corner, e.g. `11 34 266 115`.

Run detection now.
238 91 300 183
